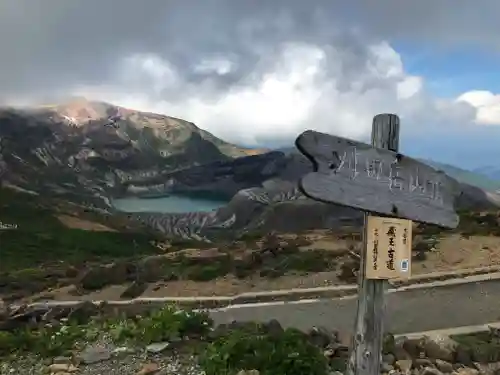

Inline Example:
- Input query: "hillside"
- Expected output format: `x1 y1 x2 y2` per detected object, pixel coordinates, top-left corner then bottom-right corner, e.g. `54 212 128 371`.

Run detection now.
2 100 500 306
421 159 500 192
2 99 500 242
473 165 500 186
0 98 266 208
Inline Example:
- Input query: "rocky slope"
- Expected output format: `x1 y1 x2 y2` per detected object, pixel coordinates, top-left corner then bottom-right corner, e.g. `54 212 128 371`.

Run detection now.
473 165 500 189
2 98 500 241
423 160 500 192
0 98 264 209
125 150 500 240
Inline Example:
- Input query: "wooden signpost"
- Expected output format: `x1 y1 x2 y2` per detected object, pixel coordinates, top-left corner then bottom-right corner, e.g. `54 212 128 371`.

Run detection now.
295 114 459 375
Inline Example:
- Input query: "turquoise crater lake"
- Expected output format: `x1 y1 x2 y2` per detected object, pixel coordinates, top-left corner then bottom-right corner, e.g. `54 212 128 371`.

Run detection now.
112 194 230 213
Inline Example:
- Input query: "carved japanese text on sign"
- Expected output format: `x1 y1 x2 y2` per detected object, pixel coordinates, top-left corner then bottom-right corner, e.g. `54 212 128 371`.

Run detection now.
327 147 444 202
365 216 412 280
295 130 460 228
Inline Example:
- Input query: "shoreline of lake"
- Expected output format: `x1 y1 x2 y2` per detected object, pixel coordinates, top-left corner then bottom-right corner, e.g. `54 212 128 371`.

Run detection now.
112 194 230 213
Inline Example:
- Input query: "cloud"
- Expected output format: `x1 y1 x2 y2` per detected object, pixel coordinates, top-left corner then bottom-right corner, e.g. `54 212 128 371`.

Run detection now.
0 0 498 163
457 91 500 125
72 39 476 147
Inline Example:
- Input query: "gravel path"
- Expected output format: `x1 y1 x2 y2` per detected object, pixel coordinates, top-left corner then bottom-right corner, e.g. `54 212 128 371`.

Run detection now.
0 345 205 375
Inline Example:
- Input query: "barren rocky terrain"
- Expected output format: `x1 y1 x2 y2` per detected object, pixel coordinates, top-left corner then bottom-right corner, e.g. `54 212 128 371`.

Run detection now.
2 99 500 308
2 99 500 375
1 298 500 375
3 181 500 304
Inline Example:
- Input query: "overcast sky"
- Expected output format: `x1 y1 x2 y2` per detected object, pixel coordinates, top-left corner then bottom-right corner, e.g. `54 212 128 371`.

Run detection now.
1 0 499 168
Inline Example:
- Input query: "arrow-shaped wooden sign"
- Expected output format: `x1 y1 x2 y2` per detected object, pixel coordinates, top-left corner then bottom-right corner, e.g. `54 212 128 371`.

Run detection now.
295 130 460 228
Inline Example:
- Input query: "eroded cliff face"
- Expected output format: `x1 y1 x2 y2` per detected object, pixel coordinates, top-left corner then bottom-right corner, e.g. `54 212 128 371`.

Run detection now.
123 148 500 241
1 98 499 242
0 99 263 208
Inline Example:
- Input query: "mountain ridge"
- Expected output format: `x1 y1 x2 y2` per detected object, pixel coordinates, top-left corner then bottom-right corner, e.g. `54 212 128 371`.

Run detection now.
418 159 500 192
1 99 500 241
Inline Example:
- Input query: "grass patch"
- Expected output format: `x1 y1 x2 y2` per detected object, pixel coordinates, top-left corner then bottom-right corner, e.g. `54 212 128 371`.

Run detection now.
200 326 328 375
161 248 337 283
1 229 160 270
0 187 163 271
0 305 212 358
455 210 500 237
0 305 330 375
451 329 500 363
76 243 340 292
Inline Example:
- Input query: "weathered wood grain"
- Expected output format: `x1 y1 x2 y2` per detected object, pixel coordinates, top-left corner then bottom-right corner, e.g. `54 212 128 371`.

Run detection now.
295 125 459 228
347 114 398 375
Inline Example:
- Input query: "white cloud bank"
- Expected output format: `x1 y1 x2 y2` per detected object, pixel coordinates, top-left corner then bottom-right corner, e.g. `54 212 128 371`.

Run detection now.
72 39 492 147
1 0 498 148
457 91 500 125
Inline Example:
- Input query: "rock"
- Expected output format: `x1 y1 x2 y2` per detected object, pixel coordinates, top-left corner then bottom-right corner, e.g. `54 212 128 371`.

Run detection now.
78 262 128 290
67 301 99 324
208 323 232 340
394 346 413 361
414 358 433 368
474 362 500 375
47 363 78 373
383 333 396 354
403 337 425 359
120 281 148 299
324 349 335 358
308 326 337 348
236 371 260 375
136 255 168 282
423 337 454 362
0 307 44 331
65 265 80 278
146 342 170 353
167 248 227 263
456 368 479 375
421 367 444 375
112 346 135 355
137 362 160 375
381 363 395 372
0 298 7 319
435 359 454 373
383 354 396 365
455 345 473 366
52 357 72 365
336 331 352 350
396 359 413 372
391 336 412 361
78 345 112 364
338 258 358 282
263 319 284 336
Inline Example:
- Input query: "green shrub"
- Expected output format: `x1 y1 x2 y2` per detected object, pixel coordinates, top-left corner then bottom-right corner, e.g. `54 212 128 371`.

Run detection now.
0 228 159 270
451 330 500 363
0 305 213 358
132 306 212 344
0 323 89 357
200 327 328 375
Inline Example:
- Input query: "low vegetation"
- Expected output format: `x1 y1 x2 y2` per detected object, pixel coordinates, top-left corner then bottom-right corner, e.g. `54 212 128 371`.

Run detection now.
1 189 343 298
200 326 328 375
2 302 498 375
0 305 210 357
0 187 162 269
0 304 331 375
4 184 500 302
451 327 500 363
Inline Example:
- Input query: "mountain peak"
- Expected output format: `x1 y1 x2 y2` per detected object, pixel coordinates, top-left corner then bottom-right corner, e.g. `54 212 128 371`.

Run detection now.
36 97 125 126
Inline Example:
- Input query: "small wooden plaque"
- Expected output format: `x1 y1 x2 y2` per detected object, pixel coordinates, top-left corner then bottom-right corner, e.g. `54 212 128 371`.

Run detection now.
365 215 412 280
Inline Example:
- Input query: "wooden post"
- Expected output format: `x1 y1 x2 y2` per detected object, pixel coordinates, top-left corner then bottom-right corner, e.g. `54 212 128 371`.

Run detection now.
347 114 400 375
295 114 458 374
